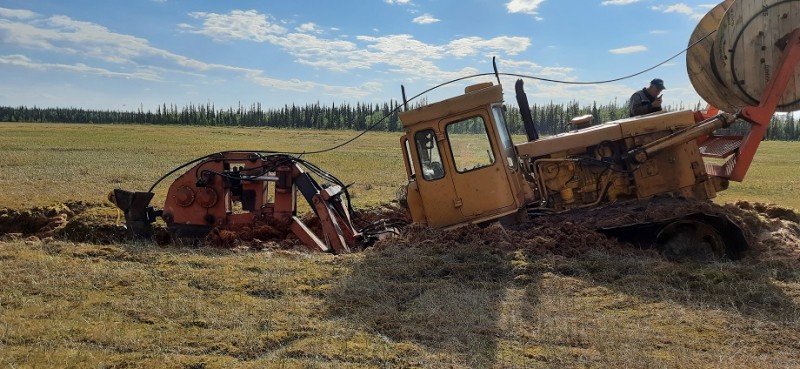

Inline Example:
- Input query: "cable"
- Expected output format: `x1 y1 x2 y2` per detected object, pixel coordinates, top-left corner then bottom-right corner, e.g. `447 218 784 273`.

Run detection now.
148 152 218 192
500 30 715 85
147 30 715 192
280 29 717 156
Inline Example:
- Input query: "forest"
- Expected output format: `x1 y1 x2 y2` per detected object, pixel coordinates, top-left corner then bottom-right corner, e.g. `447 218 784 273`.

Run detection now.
1 99 799 140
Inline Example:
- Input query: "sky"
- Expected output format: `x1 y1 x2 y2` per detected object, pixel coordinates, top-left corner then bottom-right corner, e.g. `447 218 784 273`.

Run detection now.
0 0 726 112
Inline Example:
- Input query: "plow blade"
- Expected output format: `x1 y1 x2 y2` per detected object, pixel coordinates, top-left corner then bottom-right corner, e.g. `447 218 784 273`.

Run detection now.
112 189 158 239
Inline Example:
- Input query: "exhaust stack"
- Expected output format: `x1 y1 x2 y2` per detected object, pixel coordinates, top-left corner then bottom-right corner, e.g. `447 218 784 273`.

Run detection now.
515 79 539 142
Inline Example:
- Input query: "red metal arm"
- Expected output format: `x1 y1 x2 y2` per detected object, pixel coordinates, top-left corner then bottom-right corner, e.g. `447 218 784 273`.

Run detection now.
705 28 800 182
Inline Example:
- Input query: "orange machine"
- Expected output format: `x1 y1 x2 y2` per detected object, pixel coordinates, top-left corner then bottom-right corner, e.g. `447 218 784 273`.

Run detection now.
113 153 370 253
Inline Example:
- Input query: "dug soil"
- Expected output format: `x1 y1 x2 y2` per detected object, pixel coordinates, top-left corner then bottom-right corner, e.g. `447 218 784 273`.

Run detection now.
1 198 798 264
388 197 800 264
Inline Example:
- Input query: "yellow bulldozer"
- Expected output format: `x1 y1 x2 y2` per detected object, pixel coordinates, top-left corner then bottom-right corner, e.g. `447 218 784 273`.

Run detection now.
396 0 799 259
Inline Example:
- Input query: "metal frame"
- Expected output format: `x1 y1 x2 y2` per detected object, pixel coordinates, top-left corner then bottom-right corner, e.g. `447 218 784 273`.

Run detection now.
704 28 800 181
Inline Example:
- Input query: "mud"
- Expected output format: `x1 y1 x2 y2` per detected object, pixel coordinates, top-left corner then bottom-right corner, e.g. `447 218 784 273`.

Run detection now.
55 206 132 244
382 197 800 263
0 201 127 243
206 221 299 250
1 198 798 264
205 202 410 250
0 203 72 236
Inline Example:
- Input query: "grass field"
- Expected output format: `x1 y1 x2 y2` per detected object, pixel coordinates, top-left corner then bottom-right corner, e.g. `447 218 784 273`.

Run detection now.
1 123 799 368
1 123 798 210
0 123 407 209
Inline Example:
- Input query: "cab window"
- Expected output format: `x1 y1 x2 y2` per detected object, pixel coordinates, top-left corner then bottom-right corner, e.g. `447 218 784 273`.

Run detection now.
445 116 495 173
492 105 517 170
403 138 416 178
414 129 445 181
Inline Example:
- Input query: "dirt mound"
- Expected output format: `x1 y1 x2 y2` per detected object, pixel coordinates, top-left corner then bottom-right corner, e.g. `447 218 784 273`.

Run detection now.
733 201 800 262
380 197 800 263
0 200 409 249
55 206 130 244
0 202 130 244
386 219 643 259
206 220 301 250
204 202 410 250
527 197 793 258
354 202 411 225
0 203 72 236
1 199 797 264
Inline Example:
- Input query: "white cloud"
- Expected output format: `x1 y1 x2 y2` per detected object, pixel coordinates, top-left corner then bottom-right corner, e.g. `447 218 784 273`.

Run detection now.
0 54 162 81
499 59 542 71
183 10 287 41
0 10 377 99
601 0 640 5
447 36 530 57
506 0 545 15
323 81 383 98
528 82 633 104
652 3 705 21
385 0 412 4
276 33 362 71
649 29 667 35
351 34 482 81
0 7 574 101
247 74 316 92
357 34 445 67
181 10 533 83
0 14 156 64
539 66 575 77
653 3 692 15
247 71 381 98
296 22 323 34
412 14 440 24
0 7 39 19
609 45 647 54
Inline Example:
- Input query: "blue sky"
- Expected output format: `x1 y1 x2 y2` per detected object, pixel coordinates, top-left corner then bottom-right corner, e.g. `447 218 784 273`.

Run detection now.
0 0 720 111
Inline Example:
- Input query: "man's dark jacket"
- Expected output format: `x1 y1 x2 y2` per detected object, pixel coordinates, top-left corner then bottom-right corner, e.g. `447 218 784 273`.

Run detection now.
629 88 662 117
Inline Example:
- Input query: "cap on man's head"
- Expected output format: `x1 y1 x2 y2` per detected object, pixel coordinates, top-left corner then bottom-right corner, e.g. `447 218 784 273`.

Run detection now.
650 78 666 90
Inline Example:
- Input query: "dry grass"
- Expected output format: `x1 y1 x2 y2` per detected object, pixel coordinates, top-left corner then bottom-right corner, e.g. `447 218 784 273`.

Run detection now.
1 123 800 368
1 123 798 210
712 140 800 210
0 123 407 209
0 240 798 368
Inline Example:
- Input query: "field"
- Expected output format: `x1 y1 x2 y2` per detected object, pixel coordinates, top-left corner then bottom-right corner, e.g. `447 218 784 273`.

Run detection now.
0 123 406 209
1 123 800 368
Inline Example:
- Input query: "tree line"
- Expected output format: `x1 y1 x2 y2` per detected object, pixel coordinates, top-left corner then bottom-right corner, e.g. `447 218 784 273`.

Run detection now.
1 100 798 140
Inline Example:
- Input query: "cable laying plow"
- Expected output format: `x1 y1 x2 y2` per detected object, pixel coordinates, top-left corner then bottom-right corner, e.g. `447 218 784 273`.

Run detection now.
112 153 400 252
113 0 800 259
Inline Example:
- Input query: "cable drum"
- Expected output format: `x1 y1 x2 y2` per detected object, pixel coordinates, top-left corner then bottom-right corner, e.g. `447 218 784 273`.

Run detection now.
699 0 800 112
686 0 741 112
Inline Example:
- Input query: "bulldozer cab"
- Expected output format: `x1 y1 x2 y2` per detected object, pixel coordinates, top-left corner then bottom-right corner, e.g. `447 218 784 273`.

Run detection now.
399 83 530 228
